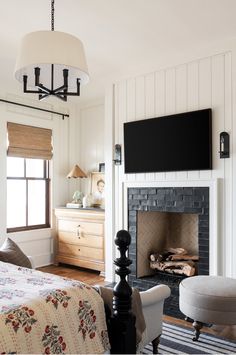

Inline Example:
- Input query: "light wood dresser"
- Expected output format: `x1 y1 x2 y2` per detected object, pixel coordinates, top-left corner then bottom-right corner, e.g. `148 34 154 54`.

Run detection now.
55 208 105 273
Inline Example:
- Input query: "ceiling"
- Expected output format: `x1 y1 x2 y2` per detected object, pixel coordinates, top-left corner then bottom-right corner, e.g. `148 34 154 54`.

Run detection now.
1 0 236 104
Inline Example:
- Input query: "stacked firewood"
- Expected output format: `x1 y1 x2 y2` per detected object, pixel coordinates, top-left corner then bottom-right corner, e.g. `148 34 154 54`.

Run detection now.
149 247 199 277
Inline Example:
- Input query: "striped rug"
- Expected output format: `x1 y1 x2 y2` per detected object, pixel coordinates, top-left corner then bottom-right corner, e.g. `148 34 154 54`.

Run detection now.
142 322 236 354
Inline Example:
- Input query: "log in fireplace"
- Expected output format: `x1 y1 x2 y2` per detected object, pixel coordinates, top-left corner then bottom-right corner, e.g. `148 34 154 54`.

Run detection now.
150 247 199 277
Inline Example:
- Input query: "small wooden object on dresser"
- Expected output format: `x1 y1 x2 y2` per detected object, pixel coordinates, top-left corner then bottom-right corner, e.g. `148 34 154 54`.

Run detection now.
55 208 105 273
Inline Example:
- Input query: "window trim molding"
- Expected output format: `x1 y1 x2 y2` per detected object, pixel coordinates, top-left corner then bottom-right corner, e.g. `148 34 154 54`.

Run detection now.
7 224 50 233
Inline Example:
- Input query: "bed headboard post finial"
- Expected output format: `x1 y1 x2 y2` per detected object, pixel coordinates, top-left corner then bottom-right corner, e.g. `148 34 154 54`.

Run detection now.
109 229 136 354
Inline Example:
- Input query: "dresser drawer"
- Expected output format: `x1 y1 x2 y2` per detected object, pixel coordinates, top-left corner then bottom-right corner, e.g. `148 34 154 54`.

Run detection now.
58 231 103 248
58 219 103 236
58 242 104 261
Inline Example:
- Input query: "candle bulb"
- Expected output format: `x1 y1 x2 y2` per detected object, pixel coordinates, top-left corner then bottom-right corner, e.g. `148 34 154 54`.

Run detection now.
221 136 225 154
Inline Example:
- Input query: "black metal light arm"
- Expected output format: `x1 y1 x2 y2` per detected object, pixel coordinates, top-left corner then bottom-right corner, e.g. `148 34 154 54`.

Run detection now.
53 69 68 94
35 67 40 86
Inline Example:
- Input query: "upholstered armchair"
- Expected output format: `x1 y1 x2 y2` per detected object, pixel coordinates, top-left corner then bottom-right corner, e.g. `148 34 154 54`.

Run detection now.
140 284 171 353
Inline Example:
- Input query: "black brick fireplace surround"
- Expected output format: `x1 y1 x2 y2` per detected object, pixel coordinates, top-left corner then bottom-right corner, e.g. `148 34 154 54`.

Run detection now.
127 187 209 319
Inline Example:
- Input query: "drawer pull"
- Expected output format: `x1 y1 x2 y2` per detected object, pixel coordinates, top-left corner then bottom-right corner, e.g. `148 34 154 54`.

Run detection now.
78 248 80 252
76 225 81 239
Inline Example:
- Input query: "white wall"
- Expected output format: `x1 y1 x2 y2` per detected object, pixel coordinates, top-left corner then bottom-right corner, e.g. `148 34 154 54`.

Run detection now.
105 43 236 281
0 92 80 267
79 101 105 196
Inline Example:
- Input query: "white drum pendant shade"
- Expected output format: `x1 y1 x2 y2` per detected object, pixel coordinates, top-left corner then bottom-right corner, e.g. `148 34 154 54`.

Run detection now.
14 31 89 90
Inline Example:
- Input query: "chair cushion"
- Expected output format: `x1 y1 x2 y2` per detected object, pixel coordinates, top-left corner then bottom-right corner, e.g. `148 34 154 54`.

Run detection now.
0 238 32 268
179 275 236 324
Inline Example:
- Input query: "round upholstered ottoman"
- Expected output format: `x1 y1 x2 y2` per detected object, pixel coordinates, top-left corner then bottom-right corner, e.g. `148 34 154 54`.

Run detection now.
179 276 236 340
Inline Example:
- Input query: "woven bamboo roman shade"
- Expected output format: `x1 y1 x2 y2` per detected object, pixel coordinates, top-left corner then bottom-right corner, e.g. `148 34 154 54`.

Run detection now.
7 122 52 160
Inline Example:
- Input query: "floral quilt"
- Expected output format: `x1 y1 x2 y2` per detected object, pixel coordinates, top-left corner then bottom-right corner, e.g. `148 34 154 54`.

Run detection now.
0 261 110 354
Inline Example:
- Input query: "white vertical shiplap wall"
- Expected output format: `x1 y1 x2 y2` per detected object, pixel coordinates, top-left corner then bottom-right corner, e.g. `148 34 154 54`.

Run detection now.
113 52 233 277
79 103 105 196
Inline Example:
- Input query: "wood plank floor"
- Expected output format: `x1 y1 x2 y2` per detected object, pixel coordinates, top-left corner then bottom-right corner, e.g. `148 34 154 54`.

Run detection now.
38 264 108 286
38 264 236 341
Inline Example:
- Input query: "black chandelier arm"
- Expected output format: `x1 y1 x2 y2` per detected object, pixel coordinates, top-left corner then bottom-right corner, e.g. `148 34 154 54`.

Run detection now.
39 93 50 101
53 87 82 96
63 69 68 85
34 68 52 94
23 75 49 95
23 76 44 94
35 71 52 95
37 84 51 94
77 79 80 96
59 91 79 96
53 84 67 94
24 74 49 94
39 93 67 102
54 79 81 96
34 67 40 86
53 76 80 96
54 94 67 102
52 69 69 94
57 90 81 96
51 64 54 92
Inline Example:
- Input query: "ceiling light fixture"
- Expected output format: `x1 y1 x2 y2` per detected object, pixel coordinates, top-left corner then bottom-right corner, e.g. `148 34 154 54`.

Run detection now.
14 0 89 101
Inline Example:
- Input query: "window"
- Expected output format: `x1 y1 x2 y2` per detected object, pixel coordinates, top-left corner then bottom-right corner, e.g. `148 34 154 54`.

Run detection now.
7 123 52 233
7 157 50 232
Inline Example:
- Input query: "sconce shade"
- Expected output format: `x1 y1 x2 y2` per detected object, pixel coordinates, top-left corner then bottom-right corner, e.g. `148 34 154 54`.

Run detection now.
67 164 87 178
15 31 89 90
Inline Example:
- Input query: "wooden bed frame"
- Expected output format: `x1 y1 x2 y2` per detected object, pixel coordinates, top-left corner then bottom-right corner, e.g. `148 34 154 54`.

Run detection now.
107 229 137 354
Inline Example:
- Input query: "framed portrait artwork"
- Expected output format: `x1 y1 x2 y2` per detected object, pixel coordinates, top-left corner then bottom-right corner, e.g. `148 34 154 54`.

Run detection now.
90 172 105 208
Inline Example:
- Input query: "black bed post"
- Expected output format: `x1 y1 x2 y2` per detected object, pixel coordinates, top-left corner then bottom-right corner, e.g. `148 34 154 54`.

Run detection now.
109 230 136 354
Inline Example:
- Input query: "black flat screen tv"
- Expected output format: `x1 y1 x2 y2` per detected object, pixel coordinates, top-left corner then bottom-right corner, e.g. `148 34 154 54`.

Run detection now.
123 108 212 173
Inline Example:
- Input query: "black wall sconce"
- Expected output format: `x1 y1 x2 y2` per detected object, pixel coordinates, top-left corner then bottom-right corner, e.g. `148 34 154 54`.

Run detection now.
219 132 230 158
114 144 122 165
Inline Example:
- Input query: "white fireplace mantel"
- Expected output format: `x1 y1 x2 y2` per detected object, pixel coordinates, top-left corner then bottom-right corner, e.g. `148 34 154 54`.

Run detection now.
123 179 219 276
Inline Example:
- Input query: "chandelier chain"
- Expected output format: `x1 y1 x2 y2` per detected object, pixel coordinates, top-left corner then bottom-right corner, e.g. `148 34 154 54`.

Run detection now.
51 0 54 31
